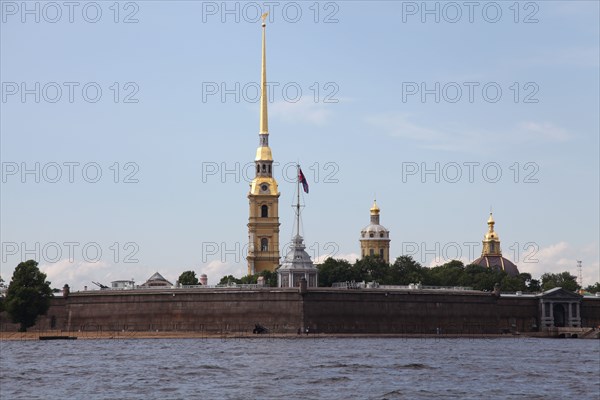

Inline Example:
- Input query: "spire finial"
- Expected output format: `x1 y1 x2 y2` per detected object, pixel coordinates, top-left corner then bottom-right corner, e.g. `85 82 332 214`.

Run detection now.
487 211 495 229
259 14 269 134
482 211 501 256
370 199 380 215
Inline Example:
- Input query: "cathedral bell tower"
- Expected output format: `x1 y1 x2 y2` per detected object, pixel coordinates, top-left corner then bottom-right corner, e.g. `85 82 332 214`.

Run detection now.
247 15 280 275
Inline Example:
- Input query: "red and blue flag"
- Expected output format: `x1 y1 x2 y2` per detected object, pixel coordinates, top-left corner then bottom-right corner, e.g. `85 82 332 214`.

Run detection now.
298 167 309 193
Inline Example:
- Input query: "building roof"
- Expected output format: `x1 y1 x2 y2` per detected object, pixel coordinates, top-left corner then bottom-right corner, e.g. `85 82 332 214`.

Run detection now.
278 235 317 272
141 272 173 287
471 255 520 277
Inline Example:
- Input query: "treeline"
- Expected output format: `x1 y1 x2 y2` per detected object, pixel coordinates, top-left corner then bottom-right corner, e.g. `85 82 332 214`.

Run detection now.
317 256 587 293
215 256 598 293
219 270 278 287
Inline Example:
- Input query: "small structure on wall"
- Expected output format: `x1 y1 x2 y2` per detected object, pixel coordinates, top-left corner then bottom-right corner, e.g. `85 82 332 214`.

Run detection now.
539 287 582 328
277 166 318 288
140 272 173 288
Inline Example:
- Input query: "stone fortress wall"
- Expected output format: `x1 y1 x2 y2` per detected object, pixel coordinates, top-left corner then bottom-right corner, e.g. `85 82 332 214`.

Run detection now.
2 288 599 335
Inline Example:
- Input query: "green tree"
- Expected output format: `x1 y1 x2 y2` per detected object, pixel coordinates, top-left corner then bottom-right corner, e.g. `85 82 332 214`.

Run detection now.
258 270 278 287
428 260 466 286
541 271 579 292
5 260 53 332
219 275 241 285
584 282 600 293
317 258 356 287
217 271 277 287
459 264 504 291
178 270 199 285
353 256 390 283
527 278 541 292
389 256 427 285
500 275 527 292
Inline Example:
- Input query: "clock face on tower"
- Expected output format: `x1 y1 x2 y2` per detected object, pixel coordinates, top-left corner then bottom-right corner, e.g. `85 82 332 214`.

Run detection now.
260 184 269 193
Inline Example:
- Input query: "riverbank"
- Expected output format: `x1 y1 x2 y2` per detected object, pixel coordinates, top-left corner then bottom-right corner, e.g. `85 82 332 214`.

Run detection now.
2 330 596 341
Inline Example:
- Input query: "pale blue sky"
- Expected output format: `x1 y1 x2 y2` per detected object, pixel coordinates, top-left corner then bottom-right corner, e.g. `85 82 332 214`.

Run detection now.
1 1 598 287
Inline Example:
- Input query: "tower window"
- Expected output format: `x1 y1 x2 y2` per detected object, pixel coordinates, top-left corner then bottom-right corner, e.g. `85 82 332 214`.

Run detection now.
262 164 266 172
369 233 374 238
268 165 271 173
257 165 260 173
261 238 268 251
380 233 384 238
380 248 384 258
261 205 268 218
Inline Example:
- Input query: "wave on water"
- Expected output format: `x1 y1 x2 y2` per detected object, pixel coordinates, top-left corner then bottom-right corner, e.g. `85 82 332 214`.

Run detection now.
393 363 434 370
308 376 351 384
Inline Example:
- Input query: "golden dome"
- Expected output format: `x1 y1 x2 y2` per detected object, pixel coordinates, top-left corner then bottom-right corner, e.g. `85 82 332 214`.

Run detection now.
370 200 380 215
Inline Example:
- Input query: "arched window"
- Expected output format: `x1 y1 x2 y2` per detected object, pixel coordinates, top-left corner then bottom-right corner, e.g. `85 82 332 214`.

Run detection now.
261 205 268 218
268 165 271 173
262 164 266 172
261 238 268 251
369 249 374 256
257 165 260 173
380 233 384 238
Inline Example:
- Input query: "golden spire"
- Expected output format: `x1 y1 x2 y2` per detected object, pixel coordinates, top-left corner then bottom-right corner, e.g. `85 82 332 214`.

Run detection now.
370 199 380 215
482 212 501 256
259 13 269 135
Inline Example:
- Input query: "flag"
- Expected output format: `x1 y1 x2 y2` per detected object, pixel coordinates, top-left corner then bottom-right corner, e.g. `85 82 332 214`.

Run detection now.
298 167 309 193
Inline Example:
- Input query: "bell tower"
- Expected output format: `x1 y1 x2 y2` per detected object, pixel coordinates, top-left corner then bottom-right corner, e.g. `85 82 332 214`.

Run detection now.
247 15 280 275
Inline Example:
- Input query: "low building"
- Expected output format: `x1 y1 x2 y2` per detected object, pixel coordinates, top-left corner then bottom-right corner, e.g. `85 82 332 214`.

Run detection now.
111 280 135 289
139 272 173 288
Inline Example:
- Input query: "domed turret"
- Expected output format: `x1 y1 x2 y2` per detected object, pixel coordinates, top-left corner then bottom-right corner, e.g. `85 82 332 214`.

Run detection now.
360 200 391 263
471 212 520 277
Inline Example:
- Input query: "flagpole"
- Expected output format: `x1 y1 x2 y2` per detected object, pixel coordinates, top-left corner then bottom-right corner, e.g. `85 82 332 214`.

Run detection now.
296 164 301 238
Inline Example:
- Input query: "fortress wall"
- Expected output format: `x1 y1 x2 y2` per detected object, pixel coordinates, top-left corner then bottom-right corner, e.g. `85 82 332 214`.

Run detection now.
495 297 540 332
302 290 507 334
3 290 599 334
581 298 600 327
35 289 303 334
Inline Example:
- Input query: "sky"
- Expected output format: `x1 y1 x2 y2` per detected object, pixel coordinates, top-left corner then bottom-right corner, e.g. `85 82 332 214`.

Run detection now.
1 1 599 289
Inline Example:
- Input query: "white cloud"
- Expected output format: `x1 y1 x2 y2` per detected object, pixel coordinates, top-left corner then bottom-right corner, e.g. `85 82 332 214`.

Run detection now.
518 241 599 287
366 113 572 153
270 98 333 126
517 121 570 142
39 259 112 291
365 113 470 152
198 260 245 286
38 260 182 292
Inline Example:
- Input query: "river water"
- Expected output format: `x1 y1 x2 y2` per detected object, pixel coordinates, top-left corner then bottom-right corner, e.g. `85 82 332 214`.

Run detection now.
1 337 598 399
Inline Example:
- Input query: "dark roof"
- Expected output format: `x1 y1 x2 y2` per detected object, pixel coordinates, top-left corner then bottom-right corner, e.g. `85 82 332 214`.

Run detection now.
471 256 520 277
141 272 173 286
